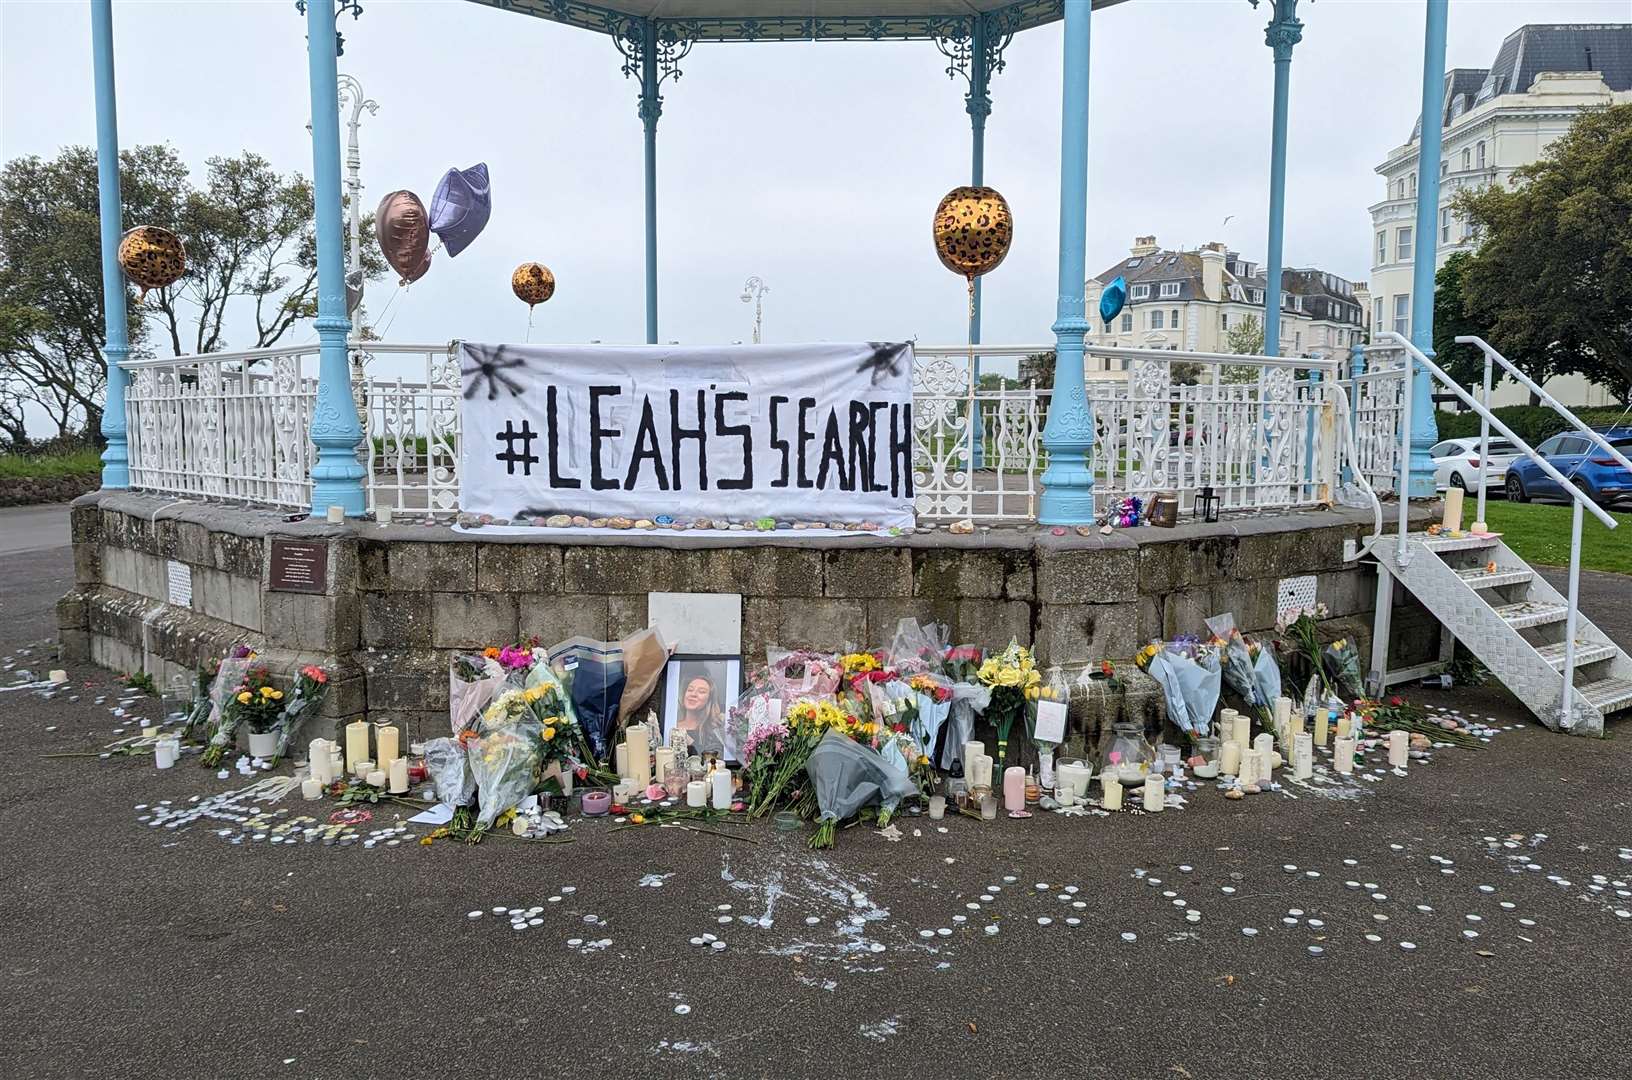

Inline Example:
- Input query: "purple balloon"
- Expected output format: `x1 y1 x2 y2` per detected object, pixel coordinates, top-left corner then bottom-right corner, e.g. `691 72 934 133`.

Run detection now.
428 163 491 258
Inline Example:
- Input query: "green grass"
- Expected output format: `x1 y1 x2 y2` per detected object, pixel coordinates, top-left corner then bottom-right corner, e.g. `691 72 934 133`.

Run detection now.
1478 499 1632 574
0 449 103 479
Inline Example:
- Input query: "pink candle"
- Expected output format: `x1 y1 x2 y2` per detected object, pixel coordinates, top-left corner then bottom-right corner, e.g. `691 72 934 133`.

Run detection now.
581 791 611 816
1003 766 1026 813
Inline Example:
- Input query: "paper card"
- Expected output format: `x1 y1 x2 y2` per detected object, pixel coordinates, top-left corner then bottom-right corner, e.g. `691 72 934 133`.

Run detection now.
647 592 742 655
1034 700 1068 744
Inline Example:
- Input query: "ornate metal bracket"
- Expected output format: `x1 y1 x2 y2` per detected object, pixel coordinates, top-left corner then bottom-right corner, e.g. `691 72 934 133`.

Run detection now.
1250 0 1305 62
934 15 1013 123
295 0 364 56
612 19 694 125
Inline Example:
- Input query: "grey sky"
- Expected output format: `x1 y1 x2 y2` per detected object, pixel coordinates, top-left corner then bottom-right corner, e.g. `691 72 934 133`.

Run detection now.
3 0 1626 355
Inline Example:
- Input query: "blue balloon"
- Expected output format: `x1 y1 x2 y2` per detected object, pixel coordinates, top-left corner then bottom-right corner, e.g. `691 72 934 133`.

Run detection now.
428 163 491 258
1099 275 1127 326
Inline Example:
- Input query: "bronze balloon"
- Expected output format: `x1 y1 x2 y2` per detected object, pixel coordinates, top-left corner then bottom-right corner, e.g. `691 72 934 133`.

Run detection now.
511 262 555 308
375 190 432 284
116 225 186 299
933 185 1013 281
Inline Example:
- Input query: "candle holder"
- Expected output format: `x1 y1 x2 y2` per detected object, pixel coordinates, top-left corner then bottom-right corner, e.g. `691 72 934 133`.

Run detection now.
1196 484 1220 523
1106 722 1155 785
979 795 999 821
1192 735 1221 778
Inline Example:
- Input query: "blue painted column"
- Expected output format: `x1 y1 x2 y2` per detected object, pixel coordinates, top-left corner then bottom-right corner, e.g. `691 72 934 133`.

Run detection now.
640 21 660 345
304 0 366 517
1260 0 1303 358
1407 0 1449 497
1039 0 1094 525
90 0 129 489
967 17 990 468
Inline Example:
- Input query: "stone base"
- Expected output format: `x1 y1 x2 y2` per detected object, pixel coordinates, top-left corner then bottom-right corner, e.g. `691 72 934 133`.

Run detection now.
59 491 1439 747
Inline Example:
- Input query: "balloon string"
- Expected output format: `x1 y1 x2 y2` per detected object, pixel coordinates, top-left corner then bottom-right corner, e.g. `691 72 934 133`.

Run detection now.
377 284 410 338
525 306 535 344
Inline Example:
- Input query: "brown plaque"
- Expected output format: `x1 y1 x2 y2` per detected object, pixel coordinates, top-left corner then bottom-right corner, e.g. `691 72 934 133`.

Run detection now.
269 538 328 594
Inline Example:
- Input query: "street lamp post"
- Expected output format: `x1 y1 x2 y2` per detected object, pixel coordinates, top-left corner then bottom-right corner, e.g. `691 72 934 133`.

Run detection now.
740 276 769 344
336 73 377 317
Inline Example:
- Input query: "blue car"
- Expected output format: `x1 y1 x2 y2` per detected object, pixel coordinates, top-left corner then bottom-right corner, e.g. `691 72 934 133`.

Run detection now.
1505 427 1632 508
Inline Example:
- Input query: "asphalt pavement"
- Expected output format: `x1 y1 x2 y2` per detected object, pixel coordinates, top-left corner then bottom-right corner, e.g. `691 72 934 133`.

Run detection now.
3 509 1632 1079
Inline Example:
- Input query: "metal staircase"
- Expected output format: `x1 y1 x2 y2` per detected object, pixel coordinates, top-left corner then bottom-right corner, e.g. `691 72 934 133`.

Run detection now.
1361 334 1632 736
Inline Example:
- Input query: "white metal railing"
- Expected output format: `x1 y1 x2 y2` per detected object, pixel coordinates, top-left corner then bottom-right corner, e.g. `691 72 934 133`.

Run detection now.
1376 332 1622 726
121 340 1407 525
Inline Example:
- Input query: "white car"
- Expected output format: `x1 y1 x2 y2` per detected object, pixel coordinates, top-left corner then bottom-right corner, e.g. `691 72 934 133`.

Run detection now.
1430 436 1518 494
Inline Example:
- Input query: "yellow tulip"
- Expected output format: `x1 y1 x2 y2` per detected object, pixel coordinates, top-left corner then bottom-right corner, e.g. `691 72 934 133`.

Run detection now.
543 727 556 741
236 691 251 704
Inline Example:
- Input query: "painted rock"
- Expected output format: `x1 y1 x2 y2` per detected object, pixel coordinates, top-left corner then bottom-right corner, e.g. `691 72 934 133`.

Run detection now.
774 521 793 530
544 514 572 528
634 519 656 530
949 520 974 535
654 515 674 526
858 521 879 531
693 518 713 530
589 518 609 528
571 516 591 527
1075 525 1095 537
608 517 634 530
1224 787 1245 801
826 522 844 530
491 518 509 526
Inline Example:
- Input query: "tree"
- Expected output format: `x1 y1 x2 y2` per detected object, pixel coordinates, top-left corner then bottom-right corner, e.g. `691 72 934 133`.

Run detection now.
1430 252 1490 395
1222 313 1263 384
1018 351 1055 390
1452 102 1632 400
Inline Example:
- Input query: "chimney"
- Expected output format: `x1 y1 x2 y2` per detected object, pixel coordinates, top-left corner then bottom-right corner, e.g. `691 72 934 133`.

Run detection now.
1199 243 1226 302
1130 235 1159 257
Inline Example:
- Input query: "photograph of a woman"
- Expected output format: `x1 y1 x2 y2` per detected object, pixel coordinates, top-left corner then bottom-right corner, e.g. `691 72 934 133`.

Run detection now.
661 657 741 761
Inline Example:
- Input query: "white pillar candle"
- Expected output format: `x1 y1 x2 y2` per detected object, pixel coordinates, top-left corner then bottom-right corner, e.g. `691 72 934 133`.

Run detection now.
301 777 322 800
1314 708 1330 747
963 740 985 771
626 723 651 788
1387 729 1409 769
1334 736 1356 775
654 747 675 789
1231 715 1251 752
615 742 630 780
1220 739 1242 777
376 505 393 526
154 739 177 770
711 767 733 810
373 725 399 776
49 668 69 684
1335 714 1352 741
308 738 330 784
1142 773 1164 812
1239 749 1260 789
686 780 707 807
1253 733 1276 771
388 756 409 794
1293 732 1313 781
1274 696 1292 737
344 720 370 775
1101 775 1123 811
365 768 386 788
1442 485 1464 532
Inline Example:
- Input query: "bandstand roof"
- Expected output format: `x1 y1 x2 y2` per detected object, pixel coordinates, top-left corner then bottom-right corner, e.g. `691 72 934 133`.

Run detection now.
467 0 1133 43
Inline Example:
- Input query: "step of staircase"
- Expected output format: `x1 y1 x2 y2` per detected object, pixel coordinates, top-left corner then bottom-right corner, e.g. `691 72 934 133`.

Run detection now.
1456 566 1535 589
1578 678 1632 714
1536 641 1619 669
1419 533 1500 553
1492 600 1568 629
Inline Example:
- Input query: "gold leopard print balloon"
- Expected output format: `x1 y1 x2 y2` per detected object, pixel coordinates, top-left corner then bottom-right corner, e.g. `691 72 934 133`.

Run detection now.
511 262 555 308
933 186 1013 281
116 226 185 298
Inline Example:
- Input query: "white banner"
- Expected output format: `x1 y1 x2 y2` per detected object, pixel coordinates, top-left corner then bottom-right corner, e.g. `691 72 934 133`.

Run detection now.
458 342 915 527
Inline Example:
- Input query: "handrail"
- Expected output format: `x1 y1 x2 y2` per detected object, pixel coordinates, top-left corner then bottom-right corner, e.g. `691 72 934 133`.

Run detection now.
1084 343 1340 372
1375 334 1619 530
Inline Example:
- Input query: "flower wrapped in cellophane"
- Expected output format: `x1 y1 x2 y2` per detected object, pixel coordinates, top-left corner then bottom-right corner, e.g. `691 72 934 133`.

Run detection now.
1204 612 1281 726
745 698 872 817
1135 637 1222 737
450 651 505 735
268 664 329 762
804 729 918 848
976 640 1042 767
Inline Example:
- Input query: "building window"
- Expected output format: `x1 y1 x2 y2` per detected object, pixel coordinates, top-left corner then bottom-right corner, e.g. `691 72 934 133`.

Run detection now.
1376 231 1386 265
1440 160 1447 178
1392 294 1410 336
1170 308 1179 327
1397 226 1414 262
1476 141 1486 169
1130 284 1149 299
1151 310 1165 330
1294 332 1302 350
1120 313 1132 332
1159 282 1180 298
1374 297 1384 330
1462 147 1471 170
1221 313 1229 330
1409 173 1417 196
1250 289 1263 305
1440 207 1453 243
1126 258 1142 268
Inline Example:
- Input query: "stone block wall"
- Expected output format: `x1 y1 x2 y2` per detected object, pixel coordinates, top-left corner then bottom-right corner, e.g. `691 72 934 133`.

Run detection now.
60 491 1437 747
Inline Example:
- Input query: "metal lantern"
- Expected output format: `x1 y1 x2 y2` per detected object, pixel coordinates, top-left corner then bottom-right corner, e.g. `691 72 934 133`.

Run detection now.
1197 485 1220 523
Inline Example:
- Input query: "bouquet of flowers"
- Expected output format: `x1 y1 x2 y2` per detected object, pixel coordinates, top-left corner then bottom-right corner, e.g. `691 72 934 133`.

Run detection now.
450 651 505 734
468 687 548 830
179 658 221 745
804 728 918 848
1205 613 1282 724
740 717 791 807
944 645 985 683
190 645 256 749
1135 637 1221 737
885 617 951 679
746 698 865 817
1278 605 1364 703
765 649 842 699
907 671 953 760
267 664 330 762
977 640 1042 766
202 664 280 766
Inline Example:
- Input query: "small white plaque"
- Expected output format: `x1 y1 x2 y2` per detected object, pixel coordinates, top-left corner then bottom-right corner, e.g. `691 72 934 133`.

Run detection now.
647 592 742 655
1034 700 1068 744
166 559 193 609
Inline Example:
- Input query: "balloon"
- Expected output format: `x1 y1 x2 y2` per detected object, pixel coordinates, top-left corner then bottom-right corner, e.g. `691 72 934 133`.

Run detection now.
933 185 1013 281
345 268 365 315
511 262 555 308
116 226 185 298
1099 275 1127 326
429 163 491 258
375 190 431 284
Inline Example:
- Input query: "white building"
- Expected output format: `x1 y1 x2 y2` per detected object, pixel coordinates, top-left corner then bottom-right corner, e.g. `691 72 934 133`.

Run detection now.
1369 23 1631 409
1083 236 1367 377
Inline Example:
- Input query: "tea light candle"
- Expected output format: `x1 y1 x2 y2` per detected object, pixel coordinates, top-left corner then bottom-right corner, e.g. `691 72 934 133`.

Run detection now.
1142 773 1164 812
1231 714 1251 752
326 504 344 524
154 739 177 770
979 795 999 820
376 505 393 526
49 668 69 684
1442 485 1464 532
686 780 707 807
1293 732 1313 781
1101 775 1123 811
1220 739 1241 777
512 815 531 837
301 777 322 800
344 720 370 774
1387 729 1409 768
615 742 630 780
928 795 946 820
711 766 733 810
1334 736 1356 775
373 724 399 774
1003 766 1026 813
626 723 652 788
353 757 375 780
388 756 409 794
1314 708 1330 747
654 747 675 790
582 790 611 816
365 768 386 788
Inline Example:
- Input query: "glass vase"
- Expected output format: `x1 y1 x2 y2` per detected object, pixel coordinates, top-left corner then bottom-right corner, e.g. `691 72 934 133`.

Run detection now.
1105 721 1154 785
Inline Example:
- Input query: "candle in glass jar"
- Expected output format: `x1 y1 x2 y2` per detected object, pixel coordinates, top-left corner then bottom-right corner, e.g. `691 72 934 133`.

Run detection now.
344 720 370 774
328 748 343 781
388 756 409 794
1387 729 1409 768
373 724 399 775
1333 736 1356 775
1313 708 1330 747
1142 773 1164 812
1101 775 1123 811
365 768 386 788
301 776 322 800
686 780 707 807
1003 767 1025 813
353 757 374 780
928 795 946 820
654 747 675 790
979 795 999 820
1220 739 1242 777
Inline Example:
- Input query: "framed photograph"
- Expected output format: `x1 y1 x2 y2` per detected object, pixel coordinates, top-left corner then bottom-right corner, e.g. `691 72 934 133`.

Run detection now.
660 654 743 762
